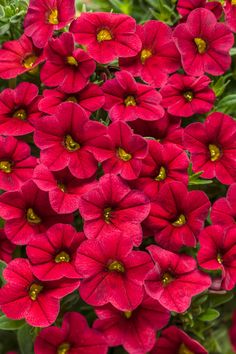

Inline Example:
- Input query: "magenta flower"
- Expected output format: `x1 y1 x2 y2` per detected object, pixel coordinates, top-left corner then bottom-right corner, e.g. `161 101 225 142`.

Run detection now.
184 112 236 184
0 34 44 79
0 180 72 245
38 83 105 116
34 102 110 179
33 164 96 214
102 121 148 180
145 182 210 251
0 259 80 327
78 174 150 246
70 12 141 64
102 71 164 122
144 245 211 312
131 140 189 201
34 312 108 354
94 295 170 354
173 8 234 76
0 82 42 136
0 229 15 263
129 113 184 148
0 136 37 192
40 32 96 93
160 74 215 117
211 183 236 227
197 225 236 291
224 0 236 32
151 326 208 354
119 20 180 88
76 231 152 310
24 0 75 48
27 224 85 281
177 0 222 20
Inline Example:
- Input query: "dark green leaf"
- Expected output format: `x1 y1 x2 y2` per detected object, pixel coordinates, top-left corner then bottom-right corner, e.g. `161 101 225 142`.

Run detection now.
17 324 34 354
198 309 220 322
0 315 25 330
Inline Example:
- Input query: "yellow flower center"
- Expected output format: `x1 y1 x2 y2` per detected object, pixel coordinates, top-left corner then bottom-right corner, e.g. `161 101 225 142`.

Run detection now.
22 55 37 69
124 311 132 319
57 342 70 354
13 109 27 120
66 56 78 66
29 283 43 301
27 208 42 224
117 147 132 161
55 251 70 263
104 207 111 224
64 135 80 151
66 96 78 103
124 96 136 107
140 48 152 64
108 260 125 273
58 182 66 192
194 38 207 54
155 166 166 181
178 343 194 354
172 214 186 227
97 29 112 42
183 91 194 102
232 0 236 5
209 144 221 161
162 272 174 286
48 9 59 25
217 253 223 264
0 161 12 174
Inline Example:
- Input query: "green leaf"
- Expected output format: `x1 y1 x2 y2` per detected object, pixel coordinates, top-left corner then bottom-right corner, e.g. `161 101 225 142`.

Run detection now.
209 292 234 308
212 75 231 98
0 315 25 330
17 324 34 354
0 22 9 35
0 4 5 17
230 48 236 56
198 308 220 322
0 260 7 284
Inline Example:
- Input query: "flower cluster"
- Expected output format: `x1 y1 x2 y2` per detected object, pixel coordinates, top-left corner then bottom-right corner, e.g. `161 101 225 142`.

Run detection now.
0 0 235 353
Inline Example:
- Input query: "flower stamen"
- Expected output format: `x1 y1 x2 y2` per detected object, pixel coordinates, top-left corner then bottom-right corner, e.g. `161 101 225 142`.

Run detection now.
27 208 41 224
66 56 78 66
209 144 221 161
22 55 37 69
55 251 70 263
0 161 12 174
108 260 125 273
124 311 132 319
155 166 166 181
57 342 70 354
178 343 194 354
97 29 112 42
48 9 59 25
29 283 43 301
117 147 132 161
124 95 136 107
64 135 80 151
194 37 207 54
162 272 174 286
13 109 27 120
183 91 194 102
140 49 152 64
172 214 186 227
104 207 112 224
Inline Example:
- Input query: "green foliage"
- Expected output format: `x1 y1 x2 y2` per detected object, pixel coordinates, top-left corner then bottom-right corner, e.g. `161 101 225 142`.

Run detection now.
17 323 35 354
0 315 25 330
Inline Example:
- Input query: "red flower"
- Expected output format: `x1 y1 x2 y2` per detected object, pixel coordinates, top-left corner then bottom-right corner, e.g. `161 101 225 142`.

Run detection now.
211 183 236 227
78 174 150 246
70 12 141 64
102 71 164 122
40 32 96 93
144 245 211 312
128 113 184 148
33 164 96 214
151 325 208 354
0 259 80 327
197 225 236 291
34 102 110 179
38 83 105 116
24 0 75 48
131 140 189 201
145 182 210 251
0 136 37 192
184 112 236 184
224 0 236 33
173 8 234 76
0 34 44 79
27 224 85 281
76 231 152 310
102 121 148 180
160 74 215 117
34 312 108 354
93 295 170 354
119 20 180 88
0 229 15 263
0 82 42 136
177 0 222 20
0 180 72 245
